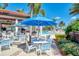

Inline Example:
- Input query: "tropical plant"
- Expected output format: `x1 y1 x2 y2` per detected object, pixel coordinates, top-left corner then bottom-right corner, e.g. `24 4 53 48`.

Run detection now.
59 21 65 29
27 3 45 16
43 26 54 30
52 17 61 28
52 17 61 22
27 3 46 32
16 9 24 13
58 39 71 45
65 19 79 35
70 3 79 15
58 39 79 55
0 3 8 9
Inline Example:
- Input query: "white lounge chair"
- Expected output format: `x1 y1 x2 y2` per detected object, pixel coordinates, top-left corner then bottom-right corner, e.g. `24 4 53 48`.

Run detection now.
0 39 11 52
36 38 52 56
25 40 36 53
25 34 34 52
39 43 52 56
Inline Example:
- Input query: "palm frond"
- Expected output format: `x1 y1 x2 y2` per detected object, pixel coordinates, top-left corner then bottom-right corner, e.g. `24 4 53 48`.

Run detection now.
16 9 24 13
70 3 79 15
27 3 45 17
59 21 65 27
27 3 34 10
33 3 41 16
3 3 8 9
39 9 45 16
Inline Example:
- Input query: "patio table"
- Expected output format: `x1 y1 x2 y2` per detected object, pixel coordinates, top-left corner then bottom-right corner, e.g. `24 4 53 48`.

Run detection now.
32 40 48 55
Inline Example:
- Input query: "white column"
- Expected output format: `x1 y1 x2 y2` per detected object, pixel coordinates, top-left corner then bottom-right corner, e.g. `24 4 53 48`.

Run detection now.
36 26 38 33
15 19 18 36
30 26 32 35
40 26 43 35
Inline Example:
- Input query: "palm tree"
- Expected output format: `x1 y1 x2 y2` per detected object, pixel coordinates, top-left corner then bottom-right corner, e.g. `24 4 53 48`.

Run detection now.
52 17 61 22
27 3 46 42
0 3 8 9
44 17 60 31
27 3 45 17
52 18 57 22
27 3 45 31
59 21 65 29
16 9 24 13
70 3 79 15
52 17 61 28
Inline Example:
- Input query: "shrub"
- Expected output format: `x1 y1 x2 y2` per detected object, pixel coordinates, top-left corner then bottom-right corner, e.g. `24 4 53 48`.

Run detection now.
65 19 79 42
65 19 79 35
71 46 79 56
58 39 71 44
58 39 79 56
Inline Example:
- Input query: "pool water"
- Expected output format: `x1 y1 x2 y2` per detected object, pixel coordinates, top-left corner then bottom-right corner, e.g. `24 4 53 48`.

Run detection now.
40 31 49 34
42 31 49 34
0 40 11 46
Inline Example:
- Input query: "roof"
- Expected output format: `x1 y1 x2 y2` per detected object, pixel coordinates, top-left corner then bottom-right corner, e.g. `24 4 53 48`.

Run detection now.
0 9 31 19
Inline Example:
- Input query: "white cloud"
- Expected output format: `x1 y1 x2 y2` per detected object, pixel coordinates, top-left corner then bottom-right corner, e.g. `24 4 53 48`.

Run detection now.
71 16 77 20
54 17 61 20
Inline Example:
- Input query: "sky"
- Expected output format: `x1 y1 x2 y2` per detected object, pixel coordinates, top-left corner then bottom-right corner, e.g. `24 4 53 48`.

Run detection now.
5 3 74 25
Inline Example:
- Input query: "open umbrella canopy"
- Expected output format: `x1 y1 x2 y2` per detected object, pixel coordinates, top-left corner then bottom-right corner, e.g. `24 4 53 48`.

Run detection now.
20 16 56 26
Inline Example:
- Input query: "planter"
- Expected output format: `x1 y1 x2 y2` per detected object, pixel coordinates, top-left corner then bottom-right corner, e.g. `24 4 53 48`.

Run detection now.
55 34 66 42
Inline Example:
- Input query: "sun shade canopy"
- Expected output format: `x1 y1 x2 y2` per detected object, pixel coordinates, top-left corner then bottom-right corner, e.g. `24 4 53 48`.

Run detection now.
20 16 56 26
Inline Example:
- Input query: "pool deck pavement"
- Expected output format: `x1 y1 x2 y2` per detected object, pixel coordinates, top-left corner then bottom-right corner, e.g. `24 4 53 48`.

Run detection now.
0 41 61 56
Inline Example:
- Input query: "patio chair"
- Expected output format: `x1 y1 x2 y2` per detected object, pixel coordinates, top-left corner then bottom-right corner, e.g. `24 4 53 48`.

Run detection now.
39 43 52 56
25 40 36 53
39 38 55 56
18 34 26 43
2 34 14 45
0 40 11 51
25 35 37 53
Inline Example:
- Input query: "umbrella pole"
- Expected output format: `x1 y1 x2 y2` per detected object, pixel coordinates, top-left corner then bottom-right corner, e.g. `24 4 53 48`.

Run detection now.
37 26 39 40
30 26 32 35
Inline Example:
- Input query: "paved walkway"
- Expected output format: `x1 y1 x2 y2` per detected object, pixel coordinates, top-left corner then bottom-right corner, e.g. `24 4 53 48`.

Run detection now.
52 42 61 56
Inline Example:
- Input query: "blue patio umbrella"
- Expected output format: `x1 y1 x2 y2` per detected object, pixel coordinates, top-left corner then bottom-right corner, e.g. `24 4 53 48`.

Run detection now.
20 16 56 26
20 16 56 40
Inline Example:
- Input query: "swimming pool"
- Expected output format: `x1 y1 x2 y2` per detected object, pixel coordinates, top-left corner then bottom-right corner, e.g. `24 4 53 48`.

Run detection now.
0 40 11 46
39 31 54 35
